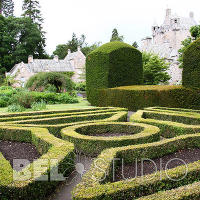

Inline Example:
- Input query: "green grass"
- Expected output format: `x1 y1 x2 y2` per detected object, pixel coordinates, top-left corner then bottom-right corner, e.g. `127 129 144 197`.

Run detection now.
0 98 93 114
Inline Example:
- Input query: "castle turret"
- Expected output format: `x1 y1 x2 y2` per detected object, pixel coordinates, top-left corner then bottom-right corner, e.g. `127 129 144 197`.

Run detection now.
164 8 171 25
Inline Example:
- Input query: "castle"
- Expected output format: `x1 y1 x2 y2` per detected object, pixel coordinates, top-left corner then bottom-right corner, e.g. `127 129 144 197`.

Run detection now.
141 9 197 84
6 47 86 87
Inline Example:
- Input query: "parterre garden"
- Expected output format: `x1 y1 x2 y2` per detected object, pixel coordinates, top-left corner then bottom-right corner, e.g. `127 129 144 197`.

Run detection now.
1 39 200 199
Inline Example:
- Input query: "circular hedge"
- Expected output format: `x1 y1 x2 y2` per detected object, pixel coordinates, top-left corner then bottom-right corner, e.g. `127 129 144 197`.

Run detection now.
183 38 200 88
61 122 160 156
86 41 143 105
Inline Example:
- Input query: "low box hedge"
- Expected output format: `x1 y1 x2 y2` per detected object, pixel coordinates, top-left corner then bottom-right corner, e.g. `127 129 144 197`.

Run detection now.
137 181 200 200
130 108 200 138
3 108 128 138
0 125 74 200
72 133 200 200
95 85 200 111
61 122 160 156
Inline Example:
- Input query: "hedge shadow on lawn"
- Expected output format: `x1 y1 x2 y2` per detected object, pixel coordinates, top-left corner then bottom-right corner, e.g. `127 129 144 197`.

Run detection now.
0 125 74 200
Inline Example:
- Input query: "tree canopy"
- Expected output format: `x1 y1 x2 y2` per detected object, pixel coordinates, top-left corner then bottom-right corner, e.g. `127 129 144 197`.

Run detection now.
143 52 170 85
178 25 200 68
53 33 101 59
110 28 124 42
0 15 47 72
0 0 14 17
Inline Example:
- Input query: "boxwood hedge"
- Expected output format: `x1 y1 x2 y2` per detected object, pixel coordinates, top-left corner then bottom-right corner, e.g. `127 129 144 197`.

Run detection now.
0 125 74 200
86 41 143 105
61 122 160 156
72 133 200 200
96 85 200 110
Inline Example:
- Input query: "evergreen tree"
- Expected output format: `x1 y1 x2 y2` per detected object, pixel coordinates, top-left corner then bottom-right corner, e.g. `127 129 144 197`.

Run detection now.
132 41 138 48
22 0 43 26
110 28 124 42
0 0 14 17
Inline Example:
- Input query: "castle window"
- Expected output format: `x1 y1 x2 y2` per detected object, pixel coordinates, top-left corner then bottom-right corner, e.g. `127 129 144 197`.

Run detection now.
174 19 177 23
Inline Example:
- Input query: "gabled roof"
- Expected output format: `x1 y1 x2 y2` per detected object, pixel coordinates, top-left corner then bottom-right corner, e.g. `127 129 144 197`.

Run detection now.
28 59 74 73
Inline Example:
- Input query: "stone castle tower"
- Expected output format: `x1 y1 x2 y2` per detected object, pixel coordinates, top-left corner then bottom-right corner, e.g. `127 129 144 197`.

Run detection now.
141 9 197 85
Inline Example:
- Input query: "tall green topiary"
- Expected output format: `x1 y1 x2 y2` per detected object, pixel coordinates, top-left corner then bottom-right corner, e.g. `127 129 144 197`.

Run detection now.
86 41 143 105
183 38 200 88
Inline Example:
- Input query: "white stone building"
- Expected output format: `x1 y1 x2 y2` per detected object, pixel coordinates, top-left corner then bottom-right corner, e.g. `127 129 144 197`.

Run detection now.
6 47 86 87
141 9 197 85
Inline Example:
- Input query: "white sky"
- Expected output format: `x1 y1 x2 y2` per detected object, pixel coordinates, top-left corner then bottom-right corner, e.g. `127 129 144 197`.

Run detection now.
13 0 200 55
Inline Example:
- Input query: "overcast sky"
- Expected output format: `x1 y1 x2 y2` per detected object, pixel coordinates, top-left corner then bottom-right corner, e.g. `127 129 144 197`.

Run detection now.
13 0 200 55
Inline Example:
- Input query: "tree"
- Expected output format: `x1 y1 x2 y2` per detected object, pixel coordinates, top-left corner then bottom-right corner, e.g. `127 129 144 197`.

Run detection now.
143 52 170 85
178 25 200 68
0 15 47 72
53 33 101 58
132 41 138 48
110 28 124 42
22 0 43 26
0 0 14 17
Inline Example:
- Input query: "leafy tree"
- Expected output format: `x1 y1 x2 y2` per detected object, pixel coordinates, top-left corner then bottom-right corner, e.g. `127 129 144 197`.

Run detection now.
143 52 170 85
132 41 138 48
110 28 124 42
178 25 200 68
0 0 14 17
0 15 47 72
53 33 101 58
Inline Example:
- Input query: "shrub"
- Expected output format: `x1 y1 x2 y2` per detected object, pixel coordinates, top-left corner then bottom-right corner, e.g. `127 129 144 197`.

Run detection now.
96 85 200 110
31 100 47 111
26 72 75 93
9 92 34 108
183 38 200 88
8 104 25 112
86 41 143 105
75 82 86 91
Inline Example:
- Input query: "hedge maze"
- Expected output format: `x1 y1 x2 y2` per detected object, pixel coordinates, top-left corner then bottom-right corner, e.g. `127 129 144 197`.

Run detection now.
72 107 200 200
2 106 200 199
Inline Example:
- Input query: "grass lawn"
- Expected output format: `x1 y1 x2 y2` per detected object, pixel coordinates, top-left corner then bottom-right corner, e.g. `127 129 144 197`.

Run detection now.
0 98 94 114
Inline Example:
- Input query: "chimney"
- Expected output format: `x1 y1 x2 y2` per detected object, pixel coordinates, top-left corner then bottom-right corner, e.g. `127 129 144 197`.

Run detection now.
28 55 33 63
68 49 71 55
53 55 59 62
189 11 194 18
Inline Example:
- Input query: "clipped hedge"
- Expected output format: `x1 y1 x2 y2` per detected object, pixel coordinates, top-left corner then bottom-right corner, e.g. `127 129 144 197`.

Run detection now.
0 125 74 200
96 85 200 110
86 41 143 105
72 133 200 200
138 181 200 200
183 38 200 88
61 122 160 155
130 107 200 138
3 107 128 137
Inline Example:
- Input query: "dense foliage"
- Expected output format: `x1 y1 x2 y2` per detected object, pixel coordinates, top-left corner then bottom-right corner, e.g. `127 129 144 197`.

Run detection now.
86 41 143 105
0 0 14 17
97 85 200 110
178 25 200 68
25 72 75 93
0 15 47 72
143 52 170 85
0 86 78 111
182 38 200 88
